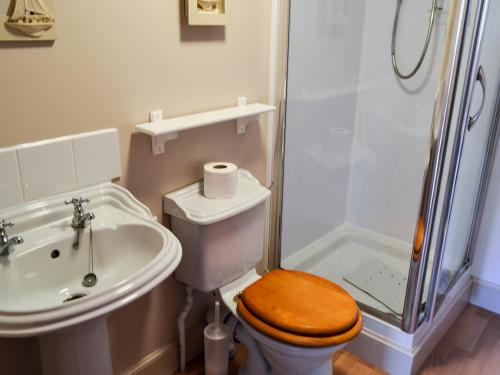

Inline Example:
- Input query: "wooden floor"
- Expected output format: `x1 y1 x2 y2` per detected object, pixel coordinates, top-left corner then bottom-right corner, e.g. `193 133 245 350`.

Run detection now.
179 348 386 375
419 304 500 374
179 304 500 375
332 351 387 374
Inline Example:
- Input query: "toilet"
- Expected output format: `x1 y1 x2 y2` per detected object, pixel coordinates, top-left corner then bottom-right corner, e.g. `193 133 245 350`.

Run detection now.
164 170 362 375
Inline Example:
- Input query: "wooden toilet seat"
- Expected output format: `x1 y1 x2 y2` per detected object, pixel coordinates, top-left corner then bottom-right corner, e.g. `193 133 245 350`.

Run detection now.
236 269 363 347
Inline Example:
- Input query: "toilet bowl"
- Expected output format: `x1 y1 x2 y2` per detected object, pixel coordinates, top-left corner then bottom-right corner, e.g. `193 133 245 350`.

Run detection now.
220 268 362 375
238 318 347 375
164 170 362 374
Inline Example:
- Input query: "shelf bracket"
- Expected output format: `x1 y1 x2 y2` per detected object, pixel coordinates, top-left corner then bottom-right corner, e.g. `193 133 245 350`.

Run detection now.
148 110 178 155
236 96 258 135
236 115 258 135
151 132 178 155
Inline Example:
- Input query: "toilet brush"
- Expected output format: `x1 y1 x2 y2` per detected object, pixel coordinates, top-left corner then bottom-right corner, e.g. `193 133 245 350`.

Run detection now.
204 301 229 375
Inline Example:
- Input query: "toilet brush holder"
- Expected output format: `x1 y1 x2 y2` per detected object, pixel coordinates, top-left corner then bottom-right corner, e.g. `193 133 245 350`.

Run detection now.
204 301 229 375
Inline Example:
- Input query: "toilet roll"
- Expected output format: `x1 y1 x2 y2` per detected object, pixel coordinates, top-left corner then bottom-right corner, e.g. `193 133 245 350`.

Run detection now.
203 162 239 199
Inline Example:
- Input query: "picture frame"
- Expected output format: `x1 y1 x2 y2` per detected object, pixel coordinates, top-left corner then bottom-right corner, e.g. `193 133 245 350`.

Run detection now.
185 0 229 26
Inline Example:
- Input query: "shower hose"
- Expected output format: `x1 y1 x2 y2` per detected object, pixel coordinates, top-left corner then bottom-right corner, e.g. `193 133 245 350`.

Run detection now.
391 0 440 79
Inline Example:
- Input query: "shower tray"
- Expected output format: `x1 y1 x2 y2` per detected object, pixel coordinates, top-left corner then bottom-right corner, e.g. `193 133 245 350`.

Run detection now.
343 258 407 316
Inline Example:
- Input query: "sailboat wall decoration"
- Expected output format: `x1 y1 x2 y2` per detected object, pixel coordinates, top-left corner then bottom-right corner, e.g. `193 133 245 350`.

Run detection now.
1 0 57 41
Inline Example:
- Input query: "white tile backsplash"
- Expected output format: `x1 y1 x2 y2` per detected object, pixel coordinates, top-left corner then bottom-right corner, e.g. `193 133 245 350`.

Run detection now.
0 148 24 209
17 137 77 201
0 129 121 207
72 129 121 187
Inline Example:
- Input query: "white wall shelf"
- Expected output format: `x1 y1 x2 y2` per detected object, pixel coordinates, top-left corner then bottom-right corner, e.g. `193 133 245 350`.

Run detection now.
135 97 276 155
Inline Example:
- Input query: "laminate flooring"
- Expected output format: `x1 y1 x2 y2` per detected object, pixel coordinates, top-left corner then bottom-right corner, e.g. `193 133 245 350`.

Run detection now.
419 304 500 375
177 304 499 375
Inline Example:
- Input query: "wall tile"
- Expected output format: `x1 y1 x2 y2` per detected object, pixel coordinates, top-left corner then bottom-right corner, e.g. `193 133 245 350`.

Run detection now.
72 129 121 188
0 148 24 209
17 138 77 201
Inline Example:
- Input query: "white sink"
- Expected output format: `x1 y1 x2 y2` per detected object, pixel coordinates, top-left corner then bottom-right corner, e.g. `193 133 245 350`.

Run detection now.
0 183 182 374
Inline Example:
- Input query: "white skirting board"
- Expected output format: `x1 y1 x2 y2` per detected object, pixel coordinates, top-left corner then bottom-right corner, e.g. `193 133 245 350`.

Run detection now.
470 277 500 314
346 273 472 375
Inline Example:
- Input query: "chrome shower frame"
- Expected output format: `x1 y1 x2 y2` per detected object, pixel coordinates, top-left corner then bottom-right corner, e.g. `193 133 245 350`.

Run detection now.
268 0 494 333
424 0 491 325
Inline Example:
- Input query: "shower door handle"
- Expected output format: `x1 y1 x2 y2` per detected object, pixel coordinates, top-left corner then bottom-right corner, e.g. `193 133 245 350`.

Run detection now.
468 65 486 131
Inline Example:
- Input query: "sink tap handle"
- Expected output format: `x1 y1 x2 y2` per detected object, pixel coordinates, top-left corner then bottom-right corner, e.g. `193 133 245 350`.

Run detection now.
65 197 78 205
0 220 14 230
65 197 91 206
0 219 22 256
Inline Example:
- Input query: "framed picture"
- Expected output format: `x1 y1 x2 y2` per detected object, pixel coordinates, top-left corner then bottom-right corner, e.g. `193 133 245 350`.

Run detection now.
0 0 57 41
186 0 229 26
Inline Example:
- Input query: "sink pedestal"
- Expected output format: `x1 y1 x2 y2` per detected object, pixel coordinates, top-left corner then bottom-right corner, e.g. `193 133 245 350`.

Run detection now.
39 317 113 375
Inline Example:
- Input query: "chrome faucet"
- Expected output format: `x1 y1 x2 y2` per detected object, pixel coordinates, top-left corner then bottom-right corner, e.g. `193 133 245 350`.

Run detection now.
0 220 23 256
65 197 95 229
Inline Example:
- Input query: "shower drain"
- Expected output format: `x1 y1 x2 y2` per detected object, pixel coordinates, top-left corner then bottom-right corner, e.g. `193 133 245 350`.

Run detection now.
62 293 87 303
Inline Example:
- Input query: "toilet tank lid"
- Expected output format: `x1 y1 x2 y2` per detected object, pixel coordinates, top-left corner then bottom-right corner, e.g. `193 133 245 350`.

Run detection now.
164 169 270 225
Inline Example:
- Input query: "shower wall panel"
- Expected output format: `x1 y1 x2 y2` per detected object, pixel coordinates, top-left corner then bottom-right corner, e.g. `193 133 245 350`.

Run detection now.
346 0 450 243
281 0 367 259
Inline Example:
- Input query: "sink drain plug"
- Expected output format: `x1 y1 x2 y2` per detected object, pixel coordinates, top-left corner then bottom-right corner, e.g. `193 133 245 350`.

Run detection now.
82 273 98 287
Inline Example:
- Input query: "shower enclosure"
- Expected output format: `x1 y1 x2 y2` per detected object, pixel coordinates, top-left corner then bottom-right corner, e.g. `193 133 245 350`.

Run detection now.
269 0 496 370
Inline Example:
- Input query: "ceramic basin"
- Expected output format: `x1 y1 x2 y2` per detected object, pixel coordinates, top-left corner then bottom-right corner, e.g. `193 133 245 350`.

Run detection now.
0 183 182 337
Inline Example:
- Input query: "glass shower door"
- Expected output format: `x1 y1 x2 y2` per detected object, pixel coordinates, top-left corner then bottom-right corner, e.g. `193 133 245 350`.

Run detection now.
278 0 474 326
428 0 496 316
